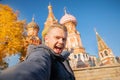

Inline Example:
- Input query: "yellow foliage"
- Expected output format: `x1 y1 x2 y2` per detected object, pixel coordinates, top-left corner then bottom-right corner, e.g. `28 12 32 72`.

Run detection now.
0 4 25 64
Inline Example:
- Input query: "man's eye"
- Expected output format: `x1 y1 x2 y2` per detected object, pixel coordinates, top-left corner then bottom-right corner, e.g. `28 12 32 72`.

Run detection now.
63 38 66 41
56 36 60 39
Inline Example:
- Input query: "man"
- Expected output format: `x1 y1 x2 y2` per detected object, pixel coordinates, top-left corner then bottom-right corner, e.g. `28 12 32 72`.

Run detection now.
0 23 75 80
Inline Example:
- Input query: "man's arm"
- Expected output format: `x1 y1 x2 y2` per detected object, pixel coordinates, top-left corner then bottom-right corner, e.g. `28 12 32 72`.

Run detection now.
0 46 51 80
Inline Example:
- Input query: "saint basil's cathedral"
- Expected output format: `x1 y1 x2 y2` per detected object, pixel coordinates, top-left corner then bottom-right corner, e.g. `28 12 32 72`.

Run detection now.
24 4 118 69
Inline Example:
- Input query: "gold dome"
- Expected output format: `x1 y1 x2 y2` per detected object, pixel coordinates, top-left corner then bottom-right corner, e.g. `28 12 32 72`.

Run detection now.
27 17 39 30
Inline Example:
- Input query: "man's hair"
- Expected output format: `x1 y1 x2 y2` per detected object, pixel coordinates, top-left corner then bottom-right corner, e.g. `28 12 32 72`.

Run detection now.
42 23 67 41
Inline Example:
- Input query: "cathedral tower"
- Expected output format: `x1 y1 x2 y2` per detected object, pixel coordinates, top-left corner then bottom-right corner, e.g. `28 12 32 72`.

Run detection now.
26 16 41 45
60 9 89 68
95 30 116 65
27 17 39 37
20 17 41 61
42 3 58 41
44 3 58 29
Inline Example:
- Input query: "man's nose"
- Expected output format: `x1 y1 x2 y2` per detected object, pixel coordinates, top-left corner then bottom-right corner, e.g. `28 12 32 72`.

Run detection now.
59 38 64 43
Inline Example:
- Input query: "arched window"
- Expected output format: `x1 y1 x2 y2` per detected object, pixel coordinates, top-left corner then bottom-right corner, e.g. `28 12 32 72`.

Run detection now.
104 50 108 56
74 55 77 58
100 53 103 57
78 54 80 57
86 54 88 58
83 54 85 58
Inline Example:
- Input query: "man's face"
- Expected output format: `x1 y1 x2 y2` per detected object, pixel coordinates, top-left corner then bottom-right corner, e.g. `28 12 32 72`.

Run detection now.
45 27 67 54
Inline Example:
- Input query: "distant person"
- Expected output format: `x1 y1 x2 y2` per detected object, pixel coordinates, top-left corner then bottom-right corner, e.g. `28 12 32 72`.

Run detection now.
0 23 75 80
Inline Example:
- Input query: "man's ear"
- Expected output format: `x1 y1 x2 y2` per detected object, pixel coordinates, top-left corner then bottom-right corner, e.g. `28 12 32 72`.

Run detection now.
44 35 48 42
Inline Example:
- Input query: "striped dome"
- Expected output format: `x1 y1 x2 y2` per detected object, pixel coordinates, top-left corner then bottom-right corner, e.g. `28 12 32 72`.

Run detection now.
60 13 77 25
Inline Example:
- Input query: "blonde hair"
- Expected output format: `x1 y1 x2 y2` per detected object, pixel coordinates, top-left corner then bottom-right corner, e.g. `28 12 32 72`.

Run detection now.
42 23 67 42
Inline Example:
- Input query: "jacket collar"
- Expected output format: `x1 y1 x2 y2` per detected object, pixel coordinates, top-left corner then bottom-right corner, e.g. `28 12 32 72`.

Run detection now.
38 44 66 62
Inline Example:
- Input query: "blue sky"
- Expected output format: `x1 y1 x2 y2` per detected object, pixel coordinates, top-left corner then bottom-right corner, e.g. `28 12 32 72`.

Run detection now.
0 0 120 66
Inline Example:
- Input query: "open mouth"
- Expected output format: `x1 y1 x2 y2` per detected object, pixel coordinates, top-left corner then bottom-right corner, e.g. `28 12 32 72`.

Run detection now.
54 46 63 54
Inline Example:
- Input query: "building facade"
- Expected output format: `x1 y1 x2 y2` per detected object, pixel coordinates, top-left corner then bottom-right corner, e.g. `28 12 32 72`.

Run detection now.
20 17 41 61
60 9 90 68
95 31 117 65
26 4 118 68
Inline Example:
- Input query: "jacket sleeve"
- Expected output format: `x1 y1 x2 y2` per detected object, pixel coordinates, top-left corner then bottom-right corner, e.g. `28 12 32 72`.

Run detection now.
0 47 52 80
61 50 70 60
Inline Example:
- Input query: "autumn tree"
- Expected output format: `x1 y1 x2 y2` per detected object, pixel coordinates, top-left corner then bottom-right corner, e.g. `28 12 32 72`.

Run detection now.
0 4 25 69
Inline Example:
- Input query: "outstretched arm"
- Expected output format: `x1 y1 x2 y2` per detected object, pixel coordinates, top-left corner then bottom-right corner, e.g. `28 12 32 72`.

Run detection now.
0 46 51 80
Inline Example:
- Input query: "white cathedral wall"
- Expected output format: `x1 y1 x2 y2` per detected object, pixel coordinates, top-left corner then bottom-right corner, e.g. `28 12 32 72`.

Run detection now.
69 53 88 68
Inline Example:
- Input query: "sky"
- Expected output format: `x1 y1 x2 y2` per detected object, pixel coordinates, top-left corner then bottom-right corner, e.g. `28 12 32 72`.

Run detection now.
0 0 120 66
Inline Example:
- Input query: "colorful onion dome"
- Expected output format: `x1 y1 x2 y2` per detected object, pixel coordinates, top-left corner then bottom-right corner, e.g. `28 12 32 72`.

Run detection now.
60 8 77 25
27 17 39 30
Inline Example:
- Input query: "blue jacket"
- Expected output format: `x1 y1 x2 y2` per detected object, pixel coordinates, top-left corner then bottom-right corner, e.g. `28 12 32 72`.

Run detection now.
0 44 75 80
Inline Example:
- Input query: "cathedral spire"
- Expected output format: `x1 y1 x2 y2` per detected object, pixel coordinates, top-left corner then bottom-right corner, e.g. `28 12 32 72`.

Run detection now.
95 30 108 51
32 14 35 22
44 3 58 29
95 29 116 65
48 2 52 13
64 7 67 14
47 3 57 21
42 3 58 42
